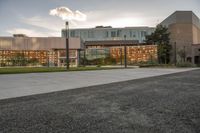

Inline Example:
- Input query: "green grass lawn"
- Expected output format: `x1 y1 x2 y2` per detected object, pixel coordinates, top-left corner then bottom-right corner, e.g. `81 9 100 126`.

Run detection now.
0 67 119 74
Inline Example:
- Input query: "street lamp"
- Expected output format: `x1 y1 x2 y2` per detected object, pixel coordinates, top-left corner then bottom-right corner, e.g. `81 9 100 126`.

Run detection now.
120 42 122 66
183 45 186 62
124 35 127 68
65 21 70 70
174 42 177 66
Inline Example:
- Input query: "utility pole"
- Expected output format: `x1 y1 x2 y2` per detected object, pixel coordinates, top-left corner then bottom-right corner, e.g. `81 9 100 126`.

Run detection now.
65 21 70 70
119 43 122 66
124 35 127 68
183 46 186 62
174 42 177 66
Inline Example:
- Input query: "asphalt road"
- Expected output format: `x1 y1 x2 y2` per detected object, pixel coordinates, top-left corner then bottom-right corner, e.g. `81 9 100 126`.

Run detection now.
0 69 200 133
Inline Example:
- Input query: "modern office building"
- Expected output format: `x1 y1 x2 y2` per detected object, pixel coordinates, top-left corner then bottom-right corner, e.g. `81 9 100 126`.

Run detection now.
160 11 200 64
0 34 82 67
62 26 155 43
61 26 157 65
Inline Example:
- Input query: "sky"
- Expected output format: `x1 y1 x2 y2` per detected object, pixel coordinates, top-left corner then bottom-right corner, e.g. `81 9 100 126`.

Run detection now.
0 0 199 37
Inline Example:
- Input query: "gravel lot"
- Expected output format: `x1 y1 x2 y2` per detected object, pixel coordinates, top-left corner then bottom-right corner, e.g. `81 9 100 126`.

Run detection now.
0 69 200 133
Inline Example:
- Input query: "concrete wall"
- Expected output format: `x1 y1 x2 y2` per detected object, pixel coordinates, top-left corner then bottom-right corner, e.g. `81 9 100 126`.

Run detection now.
160 11 200 63
192 25 200 44
0 37 13 50
168 23 193 56
0 37 81 50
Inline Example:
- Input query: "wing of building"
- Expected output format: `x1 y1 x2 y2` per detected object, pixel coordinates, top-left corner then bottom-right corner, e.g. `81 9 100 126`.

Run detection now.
160 11 200 64
0 35 82 67
62 26 155 43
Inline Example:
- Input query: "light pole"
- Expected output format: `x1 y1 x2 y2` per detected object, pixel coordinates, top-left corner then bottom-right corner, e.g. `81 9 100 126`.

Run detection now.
183 45 186 62
174 42 177 66
65 21 70 70
120 43 122 66
198 48 200 64
124 35 127 68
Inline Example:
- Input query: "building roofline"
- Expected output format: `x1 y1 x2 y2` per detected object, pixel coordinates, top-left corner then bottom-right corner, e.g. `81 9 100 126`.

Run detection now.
62 26 155 31
160 11 200 26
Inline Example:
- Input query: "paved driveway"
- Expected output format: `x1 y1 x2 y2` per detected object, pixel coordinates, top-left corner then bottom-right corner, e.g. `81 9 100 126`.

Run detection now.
0 68 197 100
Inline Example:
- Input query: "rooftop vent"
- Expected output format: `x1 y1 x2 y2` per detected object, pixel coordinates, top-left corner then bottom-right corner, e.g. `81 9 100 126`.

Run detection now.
95 26 112 28
13 34 28 37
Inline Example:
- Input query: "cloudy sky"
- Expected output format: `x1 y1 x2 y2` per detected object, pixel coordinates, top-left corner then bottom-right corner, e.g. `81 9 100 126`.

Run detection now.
0 0 199 37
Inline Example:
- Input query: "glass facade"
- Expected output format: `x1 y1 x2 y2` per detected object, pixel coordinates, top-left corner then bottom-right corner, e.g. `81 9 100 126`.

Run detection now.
0 50 78 67
79 45 157 65
0 50 51 66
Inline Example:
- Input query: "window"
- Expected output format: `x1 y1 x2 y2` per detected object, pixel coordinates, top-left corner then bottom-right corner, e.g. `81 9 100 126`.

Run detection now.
117 30 121 37
130 31 136 38
132 32 136 37
88 31 94 38
129 31 132 37
80 31 87 38
141 31 147 37
70 31 75 37
111 31 116 37
105 31 109 37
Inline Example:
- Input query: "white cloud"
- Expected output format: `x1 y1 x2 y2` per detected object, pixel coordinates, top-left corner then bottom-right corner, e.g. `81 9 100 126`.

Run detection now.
21 16 64 32
6 28 60 37
7 8 160 37
65 10 156 28
49 7 87 21
83 10 159 27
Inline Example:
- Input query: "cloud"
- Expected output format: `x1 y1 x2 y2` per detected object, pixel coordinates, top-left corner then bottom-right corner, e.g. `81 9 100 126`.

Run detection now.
20 16 64 32
81 10 161 27
6 28 60 37
6 8 160 37
49 6 87 21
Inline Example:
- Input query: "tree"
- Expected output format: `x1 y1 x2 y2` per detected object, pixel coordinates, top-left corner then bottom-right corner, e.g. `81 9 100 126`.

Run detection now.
177 48 186 62
146 25 171 64
10 53 28 66
28 58 39 65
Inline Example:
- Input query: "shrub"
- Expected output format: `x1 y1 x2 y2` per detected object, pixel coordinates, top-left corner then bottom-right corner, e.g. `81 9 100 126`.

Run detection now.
96 64 101 67
176 62 196 67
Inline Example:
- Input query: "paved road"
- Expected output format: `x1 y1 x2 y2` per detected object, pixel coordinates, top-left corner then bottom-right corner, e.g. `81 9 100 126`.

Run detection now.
0 68 197 100
0 69 199 133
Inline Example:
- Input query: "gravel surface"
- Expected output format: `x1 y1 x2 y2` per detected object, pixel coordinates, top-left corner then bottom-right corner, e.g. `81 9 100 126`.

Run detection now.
0 69 200 133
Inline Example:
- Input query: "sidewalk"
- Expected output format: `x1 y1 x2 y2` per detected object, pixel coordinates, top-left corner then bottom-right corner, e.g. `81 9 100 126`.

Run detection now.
0 68 198 100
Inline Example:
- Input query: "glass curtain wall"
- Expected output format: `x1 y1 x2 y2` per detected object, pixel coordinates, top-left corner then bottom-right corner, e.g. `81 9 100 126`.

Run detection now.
79 45 158 66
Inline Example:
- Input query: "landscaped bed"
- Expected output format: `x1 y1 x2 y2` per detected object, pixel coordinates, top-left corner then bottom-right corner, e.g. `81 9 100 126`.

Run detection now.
0 67 119 74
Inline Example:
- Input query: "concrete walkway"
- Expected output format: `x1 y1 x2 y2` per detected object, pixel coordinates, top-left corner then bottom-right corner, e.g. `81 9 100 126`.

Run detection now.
0 68 197 100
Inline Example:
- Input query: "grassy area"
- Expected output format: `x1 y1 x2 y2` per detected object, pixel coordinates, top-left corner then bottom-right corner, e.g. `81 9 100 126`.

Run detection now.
0 67 119 74
138 64 176 68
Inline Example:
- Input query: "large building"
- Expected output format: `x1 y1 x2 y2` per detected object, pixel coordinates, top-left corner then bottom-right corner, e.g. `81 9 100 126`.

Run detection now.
161 11 200 64
61 26 157 65
0 35 82 67
62 26 155 43
0 35 157 67
4 11 200 67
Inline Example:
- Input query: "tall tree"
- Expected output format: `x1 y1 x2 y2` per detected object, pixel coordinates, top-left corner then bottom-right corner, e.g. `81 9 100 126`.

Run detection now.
146 25 171 64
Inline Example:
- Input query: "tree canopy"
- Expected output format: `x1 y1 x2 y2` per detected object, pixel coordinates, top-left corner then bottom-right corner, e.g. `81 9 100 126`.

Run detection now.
146 25 171 64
